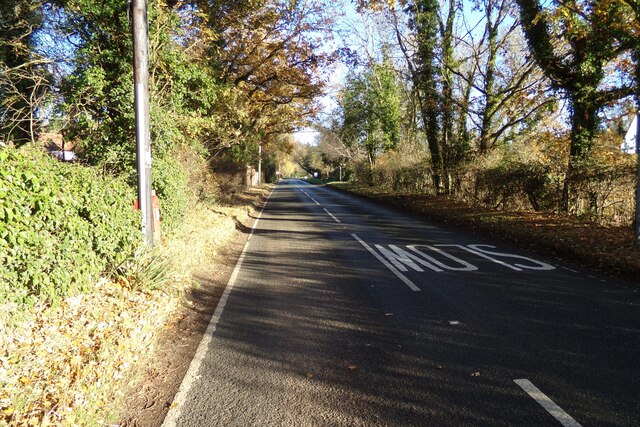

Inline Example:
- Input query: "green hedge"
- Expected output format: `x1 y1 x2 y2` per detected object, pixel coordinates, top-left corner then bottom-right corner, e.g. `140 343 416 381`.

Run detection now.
0 146 140 304
151 156 189 232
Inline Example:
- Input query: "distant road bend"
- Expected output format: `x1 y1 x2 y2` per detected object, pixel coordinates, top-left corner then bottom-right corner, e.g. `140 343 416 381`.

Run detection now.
163 179 640 426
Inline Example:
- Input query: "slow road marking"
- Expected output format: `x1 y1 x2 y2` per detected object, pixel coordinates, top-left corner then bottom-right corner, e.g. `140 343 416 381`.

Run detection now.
373 243 555 274
514 379 582 427
351 234 421 292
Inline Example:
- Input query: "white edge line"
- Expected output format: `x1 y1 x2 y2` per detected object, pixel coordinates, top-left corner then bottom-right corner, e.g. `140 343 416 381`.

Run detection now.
161 186 275 427
561 266 578 273
351 233 421 292
310 196 320 205
323 208 341 223
514 379 582 427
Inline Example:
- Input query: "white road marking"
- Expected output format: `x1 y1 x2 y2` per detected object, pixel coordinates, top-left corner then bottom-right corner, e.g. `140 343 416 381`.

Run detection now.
162 187 275 427
561 266 578 273
408 245 478 272
323 208 341 223
466 244 555 270
514 379 582 427
375 244 443 272
351 234 421 292
449 321 460 325
441 244 522 270
373 242 555 274
309 196 320 205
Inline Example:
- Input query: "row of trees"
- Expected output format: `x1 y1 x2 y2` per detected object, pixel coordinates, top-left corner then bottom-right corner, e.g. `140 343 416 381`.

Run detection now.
0 0 332 180
2 0 639 222
316 0 638 220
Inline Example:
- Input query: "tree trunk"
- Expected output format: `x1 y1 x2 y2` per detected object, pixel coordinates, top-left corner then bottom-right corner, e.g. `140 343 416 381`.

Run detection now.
478 2 498 155
413 0 443 194
634 43 640 245
439 0 455 194
560 96 598 211
425 102 443 192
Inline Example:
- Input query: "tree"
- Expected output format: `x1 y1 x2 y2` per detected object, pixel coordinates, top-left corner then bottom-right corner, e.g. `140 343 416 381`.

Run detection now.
55 0 229 172
448 0 554 156
515 0 635 210
338 55 401 166
293 141 331 177
411 0 444 191
194 0 332 153
614 0 640 243
57 0 138 169
0 0 51 145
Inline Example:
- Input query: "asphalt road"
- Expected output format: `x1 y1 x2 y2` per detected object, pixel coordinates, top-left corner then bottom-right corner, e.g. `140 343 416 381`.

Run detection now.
163 179 640 426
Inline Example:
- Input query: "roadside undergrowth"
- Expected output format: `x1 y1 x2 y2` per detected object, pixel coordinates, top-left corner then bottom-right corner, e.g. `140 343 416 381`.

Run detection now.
0 188 269 426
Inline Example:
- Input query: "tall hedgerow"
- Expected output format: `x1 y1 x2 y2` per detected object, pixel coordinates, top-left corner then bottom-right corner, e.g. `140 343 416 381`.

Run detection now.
0 146 140 304
151 155 189 232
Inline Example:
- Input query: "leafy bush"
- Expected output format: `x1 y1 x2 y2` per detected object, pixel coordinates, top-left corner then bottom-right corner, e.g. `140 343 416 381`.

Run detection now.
0 146 140 304
151 155 190 232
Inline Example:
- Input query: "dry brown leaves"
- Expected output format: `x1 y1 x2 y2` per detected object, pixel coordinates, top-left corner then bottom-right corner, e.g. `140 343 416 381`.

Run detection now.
1 278 179 426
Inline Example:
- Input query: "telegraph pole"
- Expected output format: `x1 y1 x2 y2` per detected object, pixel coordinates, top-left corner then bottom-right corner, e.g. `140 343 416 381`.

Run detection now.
132 0 153 246
635 111 640 246
258 143 262 185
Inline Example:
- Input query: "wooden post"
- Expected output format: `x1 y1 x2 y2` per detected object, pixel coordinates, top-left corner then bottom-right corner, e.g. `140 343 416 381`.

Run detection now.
132 0 153 246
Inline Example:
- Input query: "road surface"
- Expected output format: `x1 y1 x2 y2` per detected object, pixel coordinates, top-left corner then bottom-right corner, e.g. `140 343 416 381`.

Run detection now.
163 180 640 426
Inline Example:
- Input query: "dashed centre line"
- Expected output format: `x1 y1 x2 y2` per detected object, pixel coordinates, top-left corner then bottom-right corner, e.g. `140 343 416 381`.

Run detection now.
295 185 321 205
351 233 421 292
514 379 582 427
323 208 341 223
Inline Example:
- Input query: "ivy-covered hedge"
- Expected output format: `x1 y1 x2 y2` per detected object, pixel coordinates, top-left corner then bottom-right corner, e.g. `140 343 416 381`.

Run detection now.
151 156 189 232
0 146 140 304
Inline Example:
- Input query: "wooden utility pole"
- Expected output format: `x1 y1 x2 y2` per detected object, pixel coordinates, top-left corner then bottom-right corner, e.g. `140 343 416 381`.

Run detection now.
132 0 153 246
258 143 262 185
635 112 640 246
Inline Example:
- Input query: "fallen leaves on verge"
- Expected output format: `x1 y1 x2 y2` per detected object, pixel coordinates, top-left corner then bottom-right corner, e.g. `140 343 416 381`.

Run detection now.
0 278 179 426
